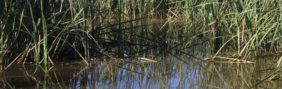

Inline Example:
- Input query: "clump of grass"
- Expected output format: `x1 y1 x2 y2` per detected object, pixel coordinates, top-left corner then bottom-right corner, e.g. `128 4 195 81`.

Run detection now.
0 0 282 71
175 0 282 57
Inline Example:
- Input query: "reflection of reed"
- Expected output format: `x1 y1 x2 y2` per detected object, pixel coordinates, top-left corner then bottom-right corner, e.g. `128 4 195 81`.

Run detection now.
3 63 88 88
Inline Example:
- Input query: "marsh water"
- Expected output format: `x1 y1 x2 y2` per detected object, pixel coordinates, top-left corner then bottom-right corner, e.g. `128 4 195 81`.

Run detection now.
1 24 282 88
1 54 282 89
3 1 282 89
0 17 281 89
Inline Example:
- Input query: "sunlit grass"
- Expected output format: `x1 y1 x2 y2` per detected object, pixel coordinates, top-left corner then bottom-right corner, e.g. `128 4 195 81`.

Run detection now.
0 0 282 77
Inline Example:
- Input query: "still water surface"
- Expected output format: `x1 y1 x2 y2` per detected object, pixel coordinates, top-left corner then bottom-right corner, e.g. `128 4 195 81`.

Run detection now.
1 55 282 89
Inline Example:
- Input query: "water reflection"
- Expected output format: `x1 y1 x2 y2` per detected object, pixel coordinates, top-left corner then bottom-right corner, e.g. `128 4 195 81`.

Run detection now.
1 56 282 89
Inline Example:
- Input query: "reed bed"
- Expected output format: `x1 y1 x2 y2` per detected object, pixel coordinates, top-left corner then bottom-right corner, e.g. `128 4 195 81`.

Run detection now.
0 0 282 70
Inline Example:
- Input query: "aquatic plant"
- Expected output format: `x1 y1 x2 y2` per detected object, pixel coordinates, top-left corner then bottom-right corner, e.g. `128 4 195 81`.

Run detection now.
0 0 281 72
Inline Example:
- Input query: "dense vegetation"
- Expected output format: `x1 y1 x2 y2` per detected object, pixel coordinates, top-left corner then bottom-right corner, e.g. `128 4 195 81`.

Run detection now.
0 0 282 69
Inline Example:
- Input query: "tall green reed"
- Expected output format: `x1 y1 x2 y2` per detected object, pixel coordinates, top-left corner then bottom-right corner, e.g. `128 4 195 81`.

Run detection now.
0 21 8 70
1 0 282 68
23 0 49 67
182 0 282 56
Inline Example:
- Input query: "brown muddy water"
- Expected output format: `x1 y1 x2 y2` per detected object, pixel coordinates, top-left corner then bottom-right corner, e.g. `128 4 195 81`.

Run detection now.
1 55 282 89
